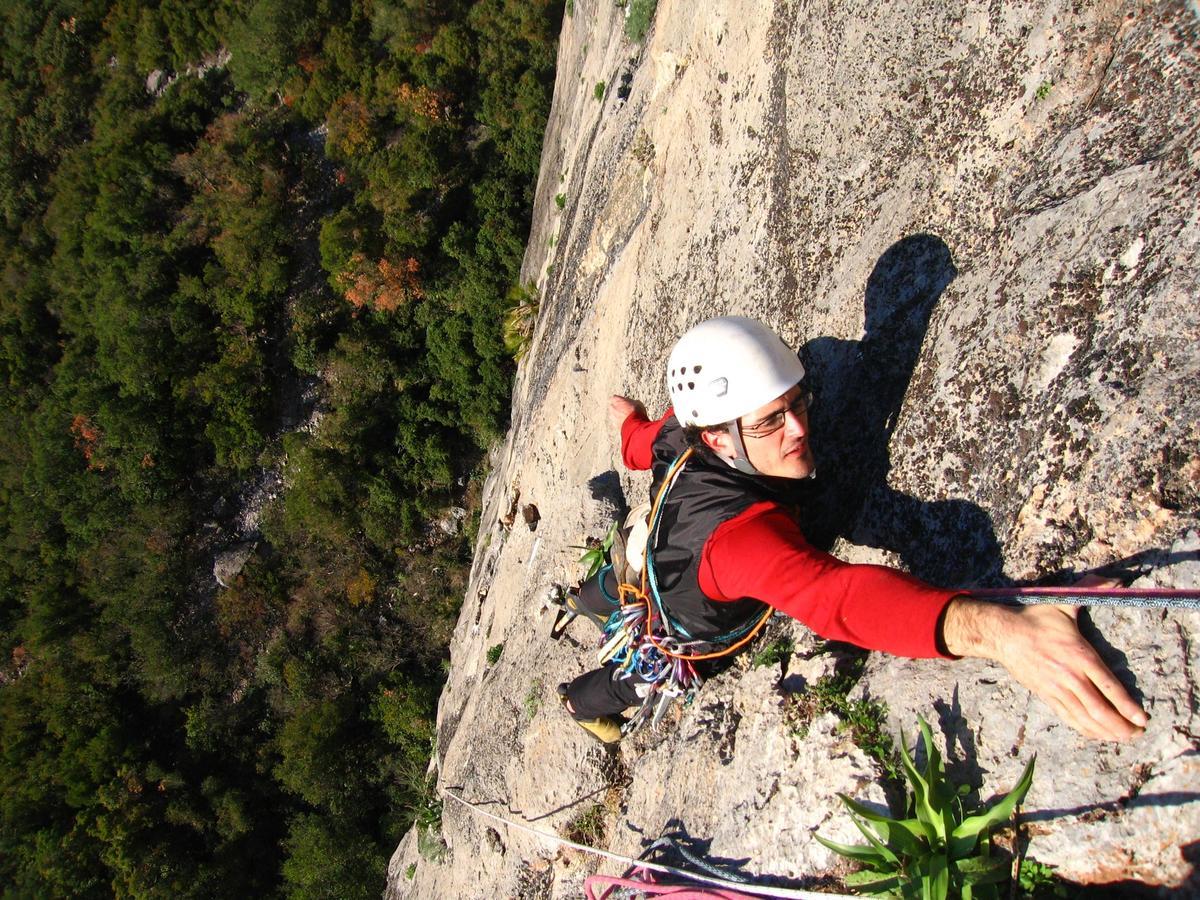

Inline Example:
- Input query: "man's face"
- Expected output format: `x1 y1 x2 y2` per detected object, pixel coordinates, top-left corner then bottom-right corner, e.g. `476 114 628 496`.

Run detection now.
703 385 814 478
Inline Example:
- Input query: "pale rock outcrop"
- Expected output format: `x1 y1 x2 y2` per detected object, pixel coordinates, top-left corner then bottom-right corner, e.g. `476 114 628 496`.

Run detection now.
389 0 1199 896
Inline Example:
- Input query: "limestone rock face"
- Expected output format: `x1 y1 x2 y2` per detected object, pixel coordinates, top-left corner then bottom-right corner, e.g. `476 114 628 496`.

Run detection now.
388 1 1200 897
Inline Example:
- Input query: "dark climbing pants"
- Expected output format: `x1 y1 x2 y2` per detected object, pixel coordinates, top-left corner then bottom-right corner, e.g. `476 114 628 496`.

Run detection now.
563 568 652 720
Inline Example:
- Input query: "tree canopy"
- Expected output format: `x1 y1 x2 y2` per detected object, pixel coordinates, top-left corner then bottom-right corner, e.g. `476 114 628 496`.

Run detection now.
0 0 561 894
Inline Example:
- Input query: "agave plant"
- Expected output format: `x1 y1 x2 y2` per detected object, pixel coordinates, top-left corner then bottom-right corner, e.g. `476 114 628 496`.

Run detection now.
502 283 539 361
575 520 618 581
816 716 1035 899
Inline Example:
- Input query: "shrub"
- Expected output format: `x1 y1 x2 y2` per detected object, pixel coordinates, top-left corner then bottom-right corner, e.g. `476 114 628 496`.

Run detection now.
593 80 605 101
751 636 794 669
563 803 607 846
502 283 539 361
486 643 504 665
624 0 657 42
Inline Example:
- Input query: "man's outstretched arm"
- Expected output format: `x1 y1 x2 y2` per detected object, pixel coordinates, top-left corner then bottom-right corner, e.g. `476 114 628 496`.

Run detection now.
608 394 646 431
610 394 673 471
939 587 1149 742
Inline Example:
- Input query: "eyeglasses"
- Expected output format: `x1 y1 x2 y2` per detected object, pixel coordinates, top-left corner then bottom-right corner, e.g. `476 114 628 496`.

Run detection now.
740 390 813 438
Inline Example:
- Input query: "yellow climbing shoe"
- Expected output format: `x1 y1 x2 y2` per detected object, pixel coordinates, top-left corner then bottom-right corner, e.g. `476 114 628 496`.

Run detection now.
558 682 623 744
574 714 623 745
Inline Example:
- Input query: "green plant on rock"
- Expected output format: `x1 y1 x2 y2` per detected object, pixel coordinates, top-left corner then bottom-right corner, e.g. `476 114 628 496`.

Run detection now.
594 80 606 101
1017 858 1071 898
751 636 794 669
555 192 566 208
411 776 447 862
624 0 658 42
817 716 1035 899
524 679 543 719
563 802 607 846
574 519 618 581
486 643 504 665
502 283 539 361
785 656 903 785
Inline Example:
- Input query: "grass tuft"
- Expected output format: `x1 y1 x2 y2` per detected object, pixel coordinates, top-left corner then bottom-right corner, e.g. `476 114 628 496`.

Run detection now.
784 655 902 784
524 679 542 719
752 636 794 669
624 0 657 42
563 802 607 846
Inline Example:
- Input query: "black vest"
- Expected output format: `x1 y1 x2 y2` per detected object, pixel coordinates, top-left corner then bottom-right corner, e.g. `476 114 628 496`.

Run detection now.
647 417 803 640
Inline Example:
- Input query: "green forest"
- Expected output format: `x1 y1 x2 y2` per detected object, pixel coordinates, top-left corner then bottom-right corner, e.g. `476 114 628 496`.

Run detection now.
0 0 561 895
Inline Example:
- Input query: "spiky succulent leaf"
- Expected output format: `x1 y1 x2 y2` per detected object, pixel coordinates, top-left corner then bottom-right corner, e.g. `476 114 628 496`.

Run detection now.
955 854 1010 885
847 813 901 866
813 832 893 868
601 519 618 552
922 851 949 900
917 716 946 782
949 756 1035 857
846 869 904 894
901 731 944 844
917 716 958 839
837 794 924 857
578 547 604 580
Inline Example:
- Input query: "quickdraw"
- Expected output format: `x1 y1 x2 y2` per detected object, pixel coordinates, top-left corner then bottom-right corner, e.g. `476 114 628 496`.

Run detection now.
599 448 775 736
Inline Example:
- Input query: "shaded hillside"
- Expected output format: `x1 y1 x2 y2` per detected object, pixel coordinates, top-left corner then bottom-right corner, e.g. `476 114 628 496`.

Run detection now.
0 1 560 894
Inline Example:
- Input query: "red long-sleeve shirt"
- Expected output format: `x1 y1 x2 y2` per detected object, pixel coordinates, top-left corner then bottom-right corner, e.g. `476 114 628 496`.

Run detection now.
621 409 955 658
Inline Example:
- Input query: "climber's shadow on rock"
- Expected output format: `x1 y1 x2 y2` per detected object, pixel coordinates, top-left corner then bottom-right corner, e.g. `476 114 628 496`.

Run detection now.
800 234 1005 588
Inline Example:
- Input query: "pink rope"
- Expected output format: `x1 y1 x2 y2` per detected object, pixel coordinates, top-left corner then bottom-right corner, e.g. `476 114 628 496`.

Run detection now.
585 872 761 899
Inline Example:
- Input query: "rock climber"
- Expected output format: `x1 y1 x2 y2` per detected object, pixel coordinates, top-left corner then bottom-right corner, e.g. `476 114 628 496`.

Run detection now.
559 316 1148 745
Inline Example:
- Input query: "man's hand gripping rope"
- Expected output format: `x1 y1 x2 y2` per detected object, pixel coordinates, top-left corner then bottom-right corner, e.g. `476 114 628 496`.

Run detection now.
941 574 1149 742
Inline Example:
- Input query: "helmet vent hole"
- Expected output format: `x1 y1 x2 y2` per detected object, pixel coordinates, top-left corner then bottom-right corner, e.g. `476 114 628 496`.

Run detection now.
692 409 699 419
693 366 701 373
687 382 694 390
677 383 683 391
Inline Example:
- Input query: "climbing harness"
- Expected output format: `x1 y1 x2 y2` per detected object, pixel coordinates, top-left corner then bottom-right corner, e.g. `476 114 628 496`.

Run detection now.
441 787 858 900
591 448 775 736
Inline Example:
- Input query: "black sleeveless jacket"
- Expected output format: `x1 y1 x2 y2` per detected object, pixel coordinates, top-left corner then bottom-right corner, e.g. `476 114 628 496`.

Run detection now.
647 417 804 641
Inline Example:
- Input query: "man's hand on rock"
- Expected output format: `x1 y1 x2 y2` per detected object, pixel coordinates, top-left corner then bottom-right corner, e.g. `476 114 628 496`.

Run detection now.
608 395 646 432
940 577 1148 742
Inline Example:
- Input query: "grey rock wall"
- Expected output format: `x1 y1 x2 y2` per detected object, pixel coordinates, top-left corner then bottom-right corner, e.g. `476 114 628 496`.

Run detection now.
388 1 1199 897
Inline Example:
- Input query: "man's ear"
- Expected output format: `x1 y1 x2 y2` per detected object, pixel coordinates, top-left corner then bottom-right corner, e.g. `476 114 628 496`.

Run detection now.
700 427 732 458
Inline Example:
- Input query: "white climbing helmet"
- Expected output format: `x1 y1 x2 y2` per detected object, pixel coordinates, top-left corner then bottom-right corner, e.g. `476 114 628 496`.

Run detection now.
666 316 806 427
